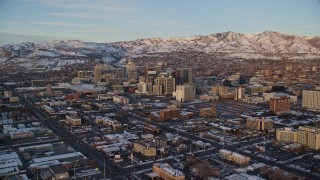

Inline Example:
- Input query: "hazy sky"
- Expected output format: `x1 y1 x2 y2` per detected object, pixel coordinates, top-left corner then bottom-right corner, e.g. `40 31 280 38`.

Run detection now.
0 0 320 45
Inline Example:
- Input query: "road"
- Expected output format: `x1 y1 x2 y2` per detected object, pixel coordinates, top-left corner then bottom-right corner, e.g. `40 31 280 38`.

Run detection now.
129 112 319 179
17 93 131 179
15 90 319 179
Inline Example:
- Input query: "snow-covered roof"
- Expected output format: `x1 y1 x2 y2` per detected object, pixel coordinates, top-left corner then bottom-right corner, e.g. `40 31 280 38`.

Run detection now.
233 152 248 160
0 151 22 176
19 143 53 152
154 163 184 177
31 152 86 163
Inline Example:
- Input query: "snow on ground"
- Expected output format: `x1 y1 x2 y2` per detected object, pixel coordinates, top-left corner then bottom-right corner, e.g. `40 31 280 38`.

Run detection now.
227 53 266 59
28 50 58 57
0 57 6 63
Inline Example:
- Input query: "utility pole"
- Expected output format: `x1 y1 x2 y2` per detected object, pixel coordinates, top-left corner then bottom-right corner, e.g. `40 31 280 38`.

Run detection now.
74 160 76 180
104 158 106 178
131 153 135 172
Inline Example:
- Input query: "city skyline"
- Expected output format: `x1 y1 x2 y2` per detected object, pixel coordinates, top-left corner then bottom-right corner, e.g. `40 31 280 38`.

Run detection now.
1 0 320 45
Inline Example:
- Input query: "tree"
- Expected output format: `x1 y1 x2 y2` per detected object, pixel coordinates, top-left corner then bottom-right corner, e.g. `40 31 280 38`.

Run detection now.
194 160 221 178
271 86 286 92
89 159 98 168
147 114 156 121
269 169 285 180
259 166 271 178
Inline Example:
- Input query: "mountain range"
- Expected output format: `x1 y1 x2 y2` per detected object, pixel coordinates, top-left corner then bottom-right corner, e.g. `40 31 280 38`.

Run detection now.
1 31 319 71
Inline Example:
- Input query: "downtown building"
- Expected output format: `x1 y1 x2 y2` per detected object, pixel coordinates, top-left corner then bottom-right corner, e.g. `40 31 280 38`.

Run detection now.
235 87 245 100
175 84 196 102
153 84 163 95
156 75 176 95
176 68 193 85
210 85 230 96
126 61 138 83
136 82 153 94
93 65 101 85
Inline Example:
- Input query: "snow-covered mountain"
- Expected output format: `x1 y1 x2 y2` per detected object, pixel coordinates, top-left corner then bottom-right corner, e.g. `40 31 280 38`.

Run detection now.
1 31 319 71
0 40 126 70
112 31 320 60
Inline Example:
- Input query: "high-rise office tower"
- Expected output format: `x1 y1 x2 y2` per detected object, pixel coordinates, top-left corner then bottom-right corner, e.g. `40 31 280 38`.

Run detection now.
46 83 52 94
235 87 245 100
164 76 175 95
94 65 101 84
126 61 137 82
156 75 176 95
137 82 147 93
126 60 136 70
175 84 196 102
156 75 165 87
312 66 318 72
139 76 146 83
153 85 163 95
176 68 193 85
115 69 124 79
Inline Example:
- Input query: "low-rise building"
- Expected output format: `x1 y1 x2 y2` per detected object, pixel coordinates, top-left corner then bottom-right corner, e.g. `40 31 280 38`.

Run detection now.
9 97 19 103
113 95 129 104
219 149 250 165
276 126 320 150
0 151 22 177
49 100 66 107
41 164 69 180
113 85 124 93
302 90 320 111
210 85 229 95
220 93 235 99
96 117 121 129
144 125 161 134
65 94 80 102
199 107 216 117
3 125 35 139
66 115 81 126
133 142 156 157
98 93 113 100
42 105 55 115
245 117 273 131
276 127 298 143
4 91 12 98
199 94 219 101
154 138 168 148
159 108 181 121
153 163 185 180
297 126 320 150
